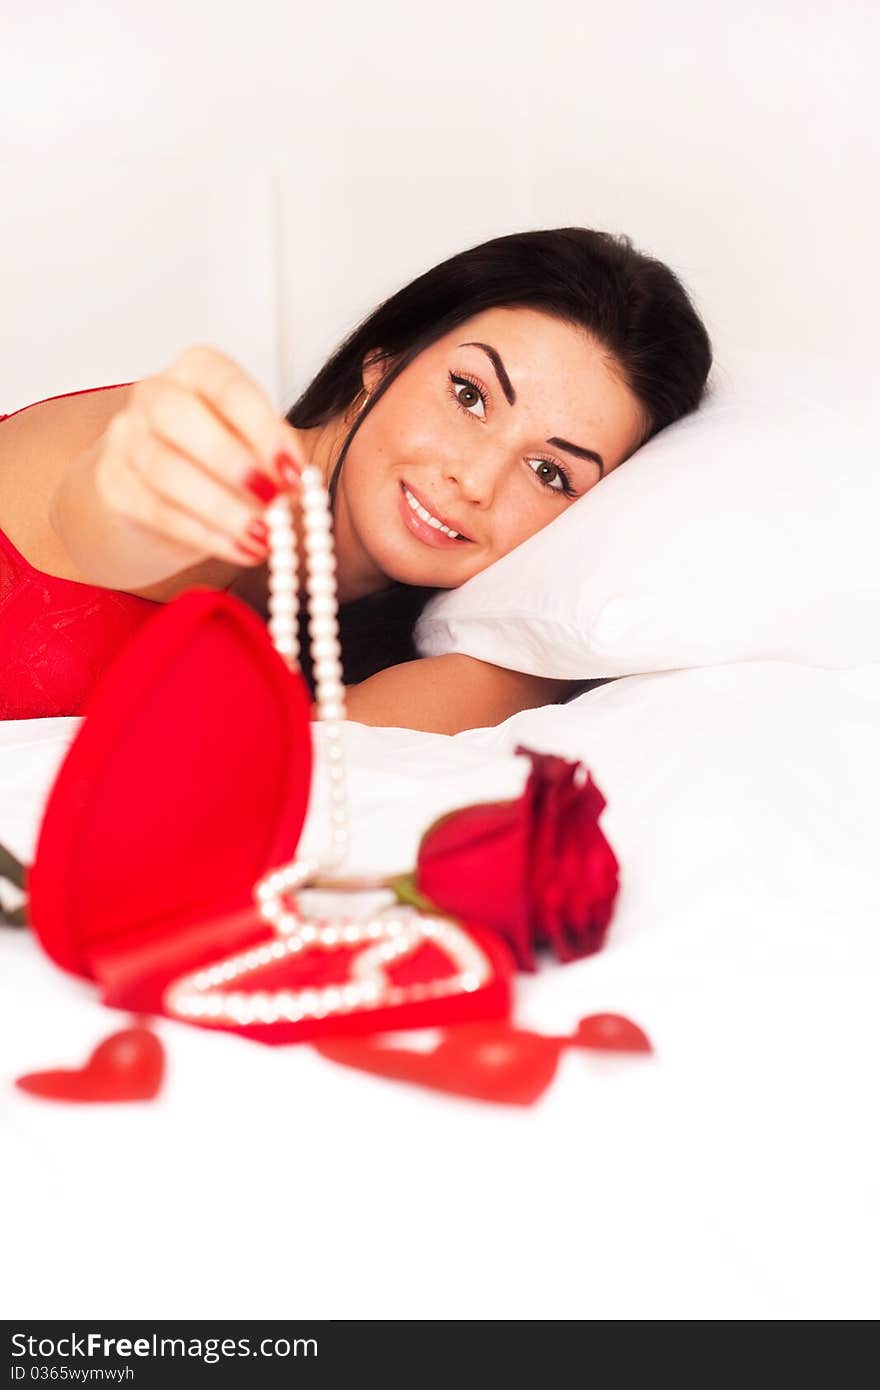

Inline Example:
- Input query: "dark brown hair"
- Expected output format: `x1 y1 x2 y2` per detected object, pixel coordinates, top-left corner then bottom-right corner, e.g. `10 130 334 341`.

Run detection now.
285 227 712 696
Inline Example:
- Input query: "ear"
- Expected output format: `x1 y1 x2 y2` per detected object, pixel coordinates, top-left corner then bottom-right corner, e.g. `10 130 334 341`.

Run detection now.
361 347 396 397
344 349 398 425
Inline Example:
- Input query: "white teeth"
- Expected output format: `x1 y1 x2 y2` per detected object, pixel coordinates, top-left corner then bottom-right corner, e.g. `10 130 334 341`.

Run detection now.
403 485 463 538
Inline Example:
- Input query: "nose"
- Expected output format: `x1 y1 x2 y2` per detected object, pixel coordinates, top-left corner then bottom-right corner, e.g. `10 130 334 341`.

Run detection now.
441 448 505 507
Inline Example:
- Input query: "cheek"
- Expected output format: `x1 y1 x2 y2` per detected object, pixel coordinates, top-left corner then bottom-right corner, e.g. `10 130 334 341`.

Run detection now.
392 404 453 468
355 400 449 480
495 492 548 547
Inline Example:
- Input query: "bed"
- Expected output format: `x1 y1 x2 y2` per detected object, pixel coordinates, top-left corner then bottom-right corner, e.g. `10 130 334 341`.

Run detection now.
2 654 878 1319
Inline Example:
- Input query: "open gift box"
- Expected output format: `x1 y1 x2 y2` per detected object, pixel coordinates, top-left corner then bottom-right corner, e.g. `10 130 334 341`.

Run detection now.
25 589 512 1044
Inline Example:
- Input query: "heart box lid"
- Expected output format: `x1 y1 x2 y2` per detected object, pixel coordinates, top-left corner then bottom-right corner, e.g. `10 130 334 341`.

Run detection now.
27 588 313 983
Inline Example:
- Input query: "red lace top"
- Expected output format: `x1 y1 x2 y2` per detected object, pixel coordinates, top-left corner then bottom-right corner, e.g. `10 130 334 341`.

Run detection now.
0 385 162 720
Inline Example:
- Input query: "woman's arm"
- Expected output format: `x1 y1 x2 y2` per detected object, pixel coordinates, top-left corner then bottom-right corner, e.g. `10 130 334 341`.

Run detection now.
49 349 307 596
319 653 579 734
50 434 243 596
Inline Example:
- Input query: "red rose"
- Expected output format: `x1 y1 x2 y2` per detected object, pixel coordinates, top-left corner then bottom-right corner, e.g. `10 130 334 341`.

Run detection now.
409 745 619 972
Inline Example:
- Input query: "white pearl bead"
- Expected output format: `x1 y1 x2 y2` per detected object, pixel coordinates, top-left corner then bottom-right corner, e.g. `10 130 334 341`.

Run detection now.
309 626 339 651
308 595 337 617
302 479 327 497
317 699 344 718
320 701 346 721
269 594 298 616
259 900 286 923
307 559 336 582
266 533 295 553
306 574 337 598
314 675 343 697
308 608 339 631
269 635 297 655
303 525 330 545
304 526 331 549
305 542 334 563
269 575 298 597
310 637 340 658
312 638 341 661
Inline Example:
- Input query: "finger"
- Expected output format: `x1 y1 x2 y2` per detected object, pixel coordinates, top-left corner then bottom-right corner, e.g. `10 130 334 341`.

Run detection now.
123 423 270 566
165 346 308 489
132 376 285 507
100 447 262 571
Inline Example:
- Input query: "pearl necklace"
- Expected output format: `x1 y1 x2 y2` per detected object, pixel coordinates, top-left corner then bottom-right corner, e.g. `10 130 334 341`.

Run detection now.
163 464 491 1027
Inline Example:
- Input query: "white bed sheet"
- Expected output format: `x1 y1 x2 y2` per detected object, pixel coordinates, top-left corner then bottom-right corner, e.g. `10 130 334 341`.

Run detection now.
1 662 878 1319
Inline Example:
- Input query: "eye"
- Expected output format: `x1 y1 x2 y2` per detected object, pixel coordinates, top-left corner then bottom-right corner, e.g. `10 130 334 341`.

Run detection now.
448 370 578 499
527 456 576 497
448 371 488 420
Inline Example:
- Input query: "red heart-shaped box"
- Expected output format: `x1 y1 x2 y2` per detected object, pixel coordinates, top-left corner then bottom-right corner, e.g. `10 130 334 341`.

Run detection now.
26 589 511 1043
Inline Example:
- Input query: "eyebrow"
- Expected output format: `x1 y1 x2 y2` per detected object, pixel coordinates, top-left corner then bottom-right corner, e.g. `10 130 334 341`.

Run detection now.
458 341 606 478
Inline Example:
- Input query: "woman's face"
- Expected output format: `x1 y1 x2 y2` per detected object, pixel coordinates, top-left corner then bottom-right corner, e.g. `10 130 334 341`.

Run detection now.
332 306 647 600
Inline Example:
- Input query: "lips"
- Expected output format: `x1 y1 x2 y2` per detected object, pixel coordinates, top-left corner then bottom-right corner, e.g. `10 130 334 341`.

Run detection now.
400 480 473 542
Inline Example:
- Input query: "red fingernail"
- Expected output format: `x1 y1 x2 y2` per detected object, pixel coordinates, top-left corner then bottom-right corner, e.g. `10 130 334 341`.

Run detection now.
245 519 269 546
235 539 268 563
243 469 280 504
275 452 301 488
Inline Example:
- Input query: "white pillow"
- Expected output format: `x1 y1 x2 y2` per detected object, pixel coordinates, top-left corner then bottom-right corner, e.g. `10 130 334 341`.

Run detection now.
414 353 880 677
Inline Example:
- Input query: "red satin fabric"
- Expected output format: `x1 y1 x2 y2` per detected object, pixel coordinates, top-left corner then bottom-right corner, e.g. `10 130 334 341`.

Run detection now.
0 385 162 719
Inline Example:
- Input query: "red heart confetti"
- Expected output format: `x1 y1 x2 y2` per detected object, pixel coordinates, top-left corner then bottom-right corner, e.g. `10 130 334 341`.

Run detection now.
315 1021 563 1106
569 1013 653 1053
15 1026 165 1103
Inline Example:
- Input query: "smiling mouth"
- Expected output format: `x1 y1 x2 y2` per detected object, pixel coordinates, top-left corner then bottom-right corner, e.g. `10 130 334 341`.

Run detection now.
400 481 473 542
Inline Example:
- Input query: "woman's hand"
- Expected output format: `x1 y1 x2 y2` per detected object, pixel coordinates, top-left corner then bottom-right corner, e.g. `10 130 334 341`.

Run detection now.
92 345 307 571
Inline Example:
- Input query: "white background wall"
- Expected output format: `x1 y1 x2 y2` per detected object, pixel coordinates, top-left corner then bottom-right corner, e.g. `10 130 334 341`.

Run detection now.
1 0 878 411
1 2 878 1323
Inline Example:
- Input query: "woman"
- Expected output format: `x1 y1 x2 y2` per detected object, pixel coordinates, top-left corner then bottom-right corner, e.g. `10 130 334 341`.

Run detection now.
0 227 712 731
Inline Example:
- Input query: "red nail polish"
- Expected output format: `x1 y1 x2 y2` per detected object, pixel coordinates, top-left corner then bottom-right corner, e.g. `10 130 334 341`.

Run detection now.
235 536 268 563
243 469 280 504
245 519 269 546
275 452 301 488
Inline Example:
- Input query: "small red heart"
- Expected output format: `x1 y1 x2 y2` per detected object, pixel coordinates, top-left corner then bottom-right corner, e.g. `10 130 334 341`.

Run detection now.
570 1013 652 1053
15 1026 165 1103
315 1021 563 1106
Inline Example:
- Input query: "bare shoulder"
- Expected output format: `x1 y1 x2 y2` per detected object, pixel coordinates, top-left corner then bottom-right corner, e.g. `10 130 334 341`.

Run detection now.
343 652 579 734
0 383 241 599
0 384 136 583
